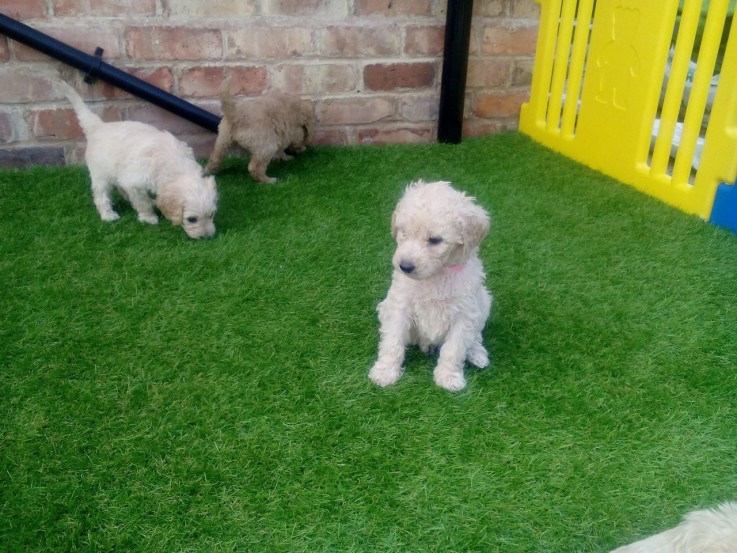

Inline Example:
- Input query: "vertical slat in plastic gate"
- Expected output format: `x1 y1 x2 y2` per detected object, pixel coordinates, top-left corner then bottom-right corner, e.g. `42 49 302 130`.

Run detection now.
519 0 737 222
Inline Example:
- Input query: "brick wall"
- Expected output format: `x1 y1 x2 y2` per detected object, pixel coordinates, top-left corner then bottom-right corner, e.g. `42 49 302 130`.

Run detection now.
0 0 539 167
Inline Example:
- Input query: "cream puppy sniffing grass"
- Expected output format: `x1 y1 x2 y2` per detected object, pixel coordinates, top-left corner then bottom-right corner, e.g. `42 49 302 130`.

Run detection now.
610 502 737 553
369 180 492 392
58 80 217 239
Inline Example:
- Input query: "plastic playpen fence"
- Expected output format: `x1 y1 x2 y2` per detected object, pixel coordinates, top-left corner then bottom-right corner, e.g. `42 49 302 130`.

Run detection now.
519 0 737 223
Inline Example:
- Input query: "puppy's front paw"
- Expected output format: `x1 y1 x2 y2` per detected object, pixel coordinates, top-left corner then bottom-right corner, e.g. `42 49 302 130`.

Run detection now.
138 213 159 225
467 343 489 368
433 368 466 392
368 362 403 387
100 211 120 222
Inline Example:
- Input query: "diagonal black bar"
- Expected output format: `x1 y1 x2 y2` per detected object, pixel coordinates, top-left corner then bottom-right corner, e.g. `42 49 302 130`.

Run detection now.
0 12 222 132
437 0 475 144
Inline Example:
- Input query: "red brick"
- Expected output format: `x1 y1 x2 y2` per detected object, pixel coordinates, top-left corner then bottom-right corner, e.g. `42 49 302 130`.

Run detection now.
364 62 436 91
2 0 47 19
263 0 349 16
179 66 226 98
185 66 268 109
80 106 122 125
128 67 175 94
0 69 55 103
29 109 83 139
463 119 513 138
0 37 9 62
466 59 511 88
482 23 538 55
512 58 535 86
316 97 395 125
65 81 115 102
468 26 479 55
397 95 438 122
358 126 432 145
511 0 541 18
63 81 114 102
126 104 209 135
172 70 266 114
14 26 122 62
29 106 121 139
0 111 14 143
125 27 223 61
227 27 314 58
54 0 155 17
320 26 400 57
355 0 432 16
313 127 350 145
272 63 358 95
405 26 445 56
474 0 505 17
229 66 269 95
164 0 255 17
473 91 529 118
56 71 172 103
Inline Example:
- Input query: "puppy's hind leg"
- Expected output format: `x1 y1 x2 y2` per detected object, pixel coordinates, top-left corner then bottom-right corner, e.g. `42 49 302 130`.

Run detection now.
89 171 120 222
434 323 475 392
204 122 231 174
468 288 492 368
466 339 489 368
274 150 294 161
248 153 277 184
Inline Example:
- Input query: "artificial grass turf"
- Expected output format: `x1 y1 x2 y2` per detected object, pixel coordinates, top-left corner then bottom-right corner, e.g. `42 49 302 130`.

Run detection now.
1 132 736 552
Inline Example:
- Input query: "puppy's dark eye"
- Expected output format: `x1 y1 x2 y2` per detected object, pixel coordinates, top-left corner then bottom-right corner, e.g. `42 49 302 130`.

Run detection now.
186 216 199 224
428 236 443 245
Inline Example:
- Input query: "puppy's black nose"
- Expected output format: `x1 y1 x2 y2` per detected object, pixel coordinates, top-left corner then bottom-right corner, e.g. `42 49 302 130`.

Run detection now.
399 261 415 274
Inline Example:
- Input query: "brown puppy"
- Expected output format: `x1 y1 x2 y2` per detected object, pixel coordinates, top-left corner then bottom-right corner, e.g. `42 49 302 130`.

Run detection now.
205 77 314 183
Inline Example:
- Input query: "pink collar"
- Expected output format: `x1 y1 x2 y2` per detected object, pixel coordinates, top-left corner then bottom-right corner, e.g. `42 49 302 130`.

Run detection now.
445 264 465 273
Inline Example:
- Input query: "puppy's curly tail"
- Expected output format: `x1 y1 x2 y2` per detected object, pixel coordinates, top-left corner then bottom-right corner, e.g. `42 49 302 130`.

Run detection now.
56 80 103 136
219 75 237 123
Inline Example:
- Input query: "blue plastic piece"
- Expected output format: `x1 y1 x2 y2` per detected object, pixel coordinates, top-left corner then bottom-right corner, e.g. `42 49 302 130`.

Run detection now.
709 182 737 234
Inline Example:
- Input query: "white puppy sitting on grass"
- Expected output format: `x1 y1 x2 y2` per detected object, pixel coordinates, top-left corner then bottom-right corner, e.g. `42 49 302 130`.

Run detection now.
369 180 492 392
58 80 217 239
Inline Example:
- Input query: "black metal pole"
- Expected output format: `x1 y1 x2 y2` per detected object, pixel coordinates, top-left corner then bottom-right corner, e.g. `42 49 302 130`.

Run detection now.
0 13 221 132
438 0 474 144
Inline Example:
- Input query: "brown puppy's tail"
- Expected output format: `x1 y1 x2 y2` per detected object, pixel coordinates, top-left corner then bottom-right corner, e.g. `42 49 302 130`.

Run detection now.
219 75 237 123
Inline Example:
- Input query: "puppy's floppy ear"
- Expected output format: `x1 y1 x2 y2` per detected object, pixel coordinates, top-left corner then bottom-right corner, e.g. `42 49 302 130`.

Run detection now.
390 182 421 239
156 182 183 225
460 200 490 253
205 175 218 196
391 205 400 239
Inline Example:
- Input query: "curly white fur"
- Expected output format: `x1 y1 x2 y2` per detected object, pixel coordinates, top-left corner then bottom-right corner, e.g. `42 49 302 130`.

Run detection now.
611 502 737 553
369 180 492 392
59 80 217 239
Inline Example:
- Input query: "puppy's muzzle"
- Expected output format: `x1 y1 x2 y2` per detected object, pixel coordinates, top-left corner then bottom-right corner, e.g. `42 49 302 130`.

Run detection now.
186 224 216 240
